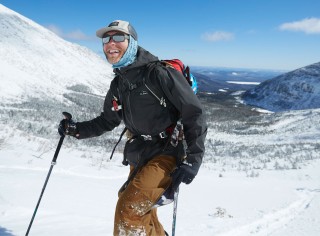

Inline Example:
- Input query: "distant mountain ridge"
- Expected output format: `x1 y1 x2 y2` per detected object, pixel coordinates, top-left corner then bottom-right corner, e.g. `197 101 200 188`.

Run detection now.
192 67 282 93
0 4 113 104
242 62 320 111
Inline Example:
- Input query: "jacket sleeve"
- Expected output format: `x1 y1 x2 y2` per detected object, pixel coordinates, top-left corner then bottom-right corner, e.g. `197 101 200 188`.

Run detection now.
156 66 207 168
76 84 122 139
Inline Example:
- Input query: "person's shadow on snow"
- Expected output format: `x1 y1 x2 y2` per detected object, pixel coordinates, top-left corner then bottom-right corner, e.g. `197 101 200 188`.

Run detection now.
0 226 15 236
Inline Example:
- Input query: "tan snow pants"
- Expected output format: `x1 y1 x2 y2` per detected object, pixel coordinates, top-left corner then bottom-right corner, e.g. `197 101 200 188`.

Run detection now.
114 155 176 236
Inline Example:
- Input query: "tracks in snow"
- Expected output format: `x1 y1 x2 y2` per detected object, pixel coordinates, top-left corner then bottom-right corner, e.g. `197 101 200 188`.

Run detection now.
218 188 319 236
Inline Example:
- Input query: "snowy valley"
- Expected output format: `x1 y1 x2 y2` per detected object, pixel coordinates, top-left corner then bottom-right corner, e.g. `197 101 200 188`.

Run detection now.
1 4 320 236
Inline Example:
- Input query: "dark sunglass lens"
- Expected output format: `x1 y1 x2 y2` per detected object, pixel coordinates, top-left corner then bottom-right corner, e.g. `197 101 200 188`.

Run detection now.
102 34 127 44
102 36 111 44
112 35 125 42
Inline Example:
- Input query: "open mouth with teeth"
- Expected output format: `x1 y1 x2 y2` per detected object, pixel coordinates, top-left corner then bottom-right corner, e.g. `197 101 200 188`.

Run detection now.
108 49 120 55
105 49 122 64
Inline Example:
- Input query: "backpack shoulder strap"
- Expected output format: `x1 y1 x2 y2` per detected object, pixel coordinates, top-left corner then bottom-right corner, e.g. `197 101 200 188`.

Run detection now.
109 127 127 161
144 61 169 108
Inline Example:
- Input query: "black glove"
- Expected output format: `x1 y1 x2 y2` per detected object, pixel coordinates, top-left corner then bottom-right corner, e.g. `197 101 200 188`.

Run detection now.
58 112 78 137
171 162 200 191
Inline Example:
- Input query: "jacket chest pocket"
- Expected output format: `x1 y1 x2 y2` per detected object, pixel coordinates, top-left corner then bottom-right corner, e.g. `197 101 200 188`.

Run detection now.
124 85 170 134
128 86 165 116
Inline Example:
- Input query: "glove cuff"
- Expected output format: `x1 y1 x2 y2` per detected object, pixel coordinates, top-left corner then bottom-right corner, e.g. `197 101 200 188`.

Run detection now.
182 160 201 175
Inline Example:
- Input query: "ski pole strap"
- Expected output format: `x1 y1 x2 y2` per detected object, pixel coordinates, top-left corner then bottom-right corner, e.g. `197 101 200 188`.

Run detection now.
109 127 127 160
118 157 145 194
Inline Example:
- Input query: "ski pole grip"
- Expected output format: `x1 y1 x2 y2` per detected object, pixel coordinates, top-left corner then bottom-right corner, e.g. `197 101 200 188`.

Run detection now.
62 111 72 120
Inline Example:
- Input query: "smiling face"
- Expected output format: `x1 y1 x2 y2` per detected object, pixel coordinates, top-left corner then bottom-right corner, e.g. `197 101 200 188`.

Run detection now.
103 31 129 64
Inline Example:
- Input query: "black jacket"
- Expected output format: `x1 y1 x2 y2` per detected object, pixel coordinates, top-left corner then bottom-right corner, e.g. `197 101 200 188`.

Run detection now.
77 47 207 167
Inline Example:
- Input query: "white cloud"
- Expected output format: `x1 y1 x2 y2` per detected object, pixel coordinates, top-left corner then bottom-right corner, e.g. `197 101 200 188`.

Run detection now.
279 17 320 34
64 30 93 40
46 24 94 40
201 31 234 42
46 24 63 36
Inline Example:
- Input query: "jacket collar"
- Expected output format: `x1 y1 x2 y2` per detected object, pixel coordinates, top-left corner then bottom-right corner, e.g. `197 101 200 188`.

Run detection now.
113 46 159 74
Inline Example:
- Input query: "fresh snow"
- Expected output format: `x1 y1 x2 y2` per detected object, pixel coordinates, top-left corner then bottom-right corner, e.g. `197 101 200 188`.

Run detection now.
0 129 320 236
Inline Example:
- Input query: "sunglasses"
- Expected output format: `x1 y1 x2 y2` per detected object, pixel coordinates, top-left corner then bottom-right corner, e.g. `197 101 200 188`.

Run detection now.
102 34 129 44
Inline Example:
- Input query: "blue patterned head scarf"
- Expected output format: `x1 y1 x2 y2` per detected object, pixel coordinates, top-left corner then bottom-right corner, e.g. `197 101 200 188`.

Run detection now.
112 35 138 69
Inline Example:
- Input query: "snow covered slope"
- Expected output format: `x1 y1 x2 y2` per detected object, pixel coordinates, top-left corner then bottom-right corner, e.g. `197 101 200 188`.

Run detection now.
242 62 320 111
1 130 320 236
0 4 113 103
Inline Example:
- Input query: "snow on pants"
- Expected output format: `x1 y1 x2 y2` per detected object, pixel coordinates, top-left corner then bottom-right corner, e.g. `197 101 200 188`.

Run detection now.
114 155 176 236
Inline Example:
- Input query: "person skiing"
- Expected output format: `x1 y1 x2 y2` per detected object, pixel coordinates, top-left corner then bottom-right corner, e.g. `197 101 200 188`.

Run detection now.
58 20 207 236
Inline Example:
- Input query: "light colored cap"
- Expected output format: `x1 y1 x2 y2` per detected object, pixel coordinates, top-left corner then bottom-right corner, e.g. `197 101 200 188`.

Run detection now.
96 20 138 40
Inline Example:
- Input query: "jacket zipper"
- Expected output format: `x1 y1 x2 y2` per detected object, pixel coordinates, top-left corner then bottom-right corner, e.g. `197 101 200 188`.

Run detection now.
144 84 167 107
126 90 140 134
119 72 141 134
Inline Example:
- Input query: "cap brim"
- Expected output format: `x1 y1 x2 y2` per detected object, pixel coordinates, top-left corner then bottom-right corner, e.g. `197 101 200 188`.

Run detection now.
96 26 130 38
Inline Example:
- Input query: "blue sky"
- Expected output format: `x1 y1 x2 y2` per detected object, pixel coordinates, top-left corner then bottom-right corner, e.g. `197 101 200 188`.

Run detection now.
2 0 320 70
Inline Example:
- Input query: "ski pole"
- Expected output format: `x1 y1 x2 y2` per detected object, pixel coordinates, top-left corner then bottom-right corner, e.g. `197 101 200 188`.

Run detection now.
25 112 71 236
172 187 179 236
